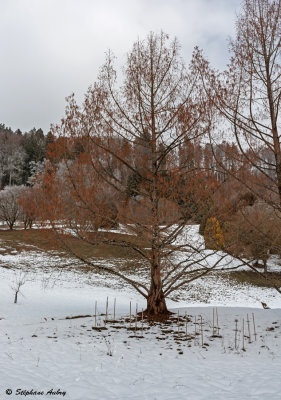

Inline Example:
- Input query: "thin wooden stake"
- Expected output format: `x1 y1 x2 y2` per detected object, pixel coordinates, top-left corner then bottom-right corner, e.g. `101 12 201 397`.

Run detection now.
185 312 188 337
177 310 180 335
242 318 245 351
105 296 108 324
252 313 257 342
194 316 197 344
141 309 144 336
135 304 138 332
235 319 238 349
247 313 251 343
200 315 204 347
216 308 220 336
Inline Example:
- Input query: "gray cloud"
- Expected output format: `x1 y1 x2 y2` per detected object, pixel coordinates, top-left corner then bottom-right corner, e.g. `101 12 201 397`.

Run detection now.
0 0 241 133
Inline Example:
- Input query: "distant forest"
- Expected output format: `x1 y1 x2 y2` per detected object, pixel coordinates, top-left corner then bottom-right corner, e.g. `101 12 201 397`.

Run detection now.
0 123 54 187
0 122 275 193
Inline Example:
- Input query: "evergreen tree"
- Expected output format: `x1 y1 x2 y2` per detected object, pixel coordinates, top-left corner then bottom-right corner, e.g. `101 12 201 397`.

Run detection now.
22 128 46 184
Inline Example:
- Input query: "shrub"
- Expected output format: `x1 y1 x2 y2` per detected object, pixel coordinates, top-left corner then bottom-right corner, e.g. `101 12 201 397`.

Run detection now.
204 217 225 250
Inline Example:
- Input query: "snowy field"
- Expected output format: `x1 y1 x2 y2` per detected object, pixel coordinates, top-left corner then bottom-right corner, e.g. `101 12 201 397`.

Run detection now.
0 226 281 399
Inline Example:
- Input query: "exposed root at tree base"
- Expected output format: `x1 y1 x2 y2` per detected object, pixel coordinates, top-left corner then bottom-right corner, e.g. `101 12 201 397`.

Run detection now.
141 309 174 322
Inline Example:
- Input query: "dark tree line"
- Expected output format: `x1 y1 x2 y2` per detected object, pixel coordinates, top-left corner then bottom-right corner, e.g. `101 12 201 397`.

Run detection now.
0 123 54 187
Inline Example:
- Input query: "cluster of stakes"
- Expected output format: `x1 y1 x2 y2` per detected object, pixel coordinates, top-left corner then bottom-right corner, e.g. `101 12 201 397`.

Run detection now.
235 312 257 351
90 298 258 351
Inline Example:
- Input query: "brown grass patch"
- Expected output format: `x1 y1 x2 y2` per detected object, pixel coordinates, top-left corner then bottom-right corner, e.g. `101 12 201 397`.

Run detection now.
0 228 148 260
226 271 281 288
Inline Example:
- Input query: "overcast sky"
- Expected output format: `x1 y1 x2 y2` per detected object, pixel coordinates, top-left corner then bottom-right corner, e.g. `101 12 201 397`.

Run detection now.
0 0 241 133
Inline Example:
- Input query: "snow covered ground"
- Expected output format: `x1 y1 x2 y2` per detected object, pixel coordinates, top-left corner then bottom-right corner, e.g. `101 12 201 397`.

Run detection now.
0 268 281 400
0 226 281 399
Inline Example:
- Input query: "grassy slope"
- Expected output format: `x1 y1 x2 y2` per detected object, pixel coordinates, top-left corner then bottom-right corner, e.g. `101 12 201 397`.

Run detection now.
0 229 147 259
1 228 281 289
226 270 281 289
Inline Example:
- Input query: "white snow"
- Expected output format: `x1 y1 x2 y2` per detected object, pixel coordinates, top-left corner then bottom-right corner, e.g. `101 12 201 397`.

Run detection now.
0 225 281 399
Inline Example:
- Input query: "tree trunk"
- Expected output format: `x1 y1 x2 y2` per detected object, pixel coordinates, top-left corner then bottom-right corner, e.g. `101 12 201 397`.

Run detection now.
265 57 281 205
146 267 169 317
263 258 268 277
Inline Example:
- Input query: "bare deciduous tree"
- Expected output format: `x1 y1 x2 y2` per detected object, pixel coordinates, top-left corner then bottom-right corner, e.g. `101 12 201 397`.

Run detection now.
197 0 281 210
0 185 25 230
11 271 27 304
194 0 281 292
41 32 231 317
